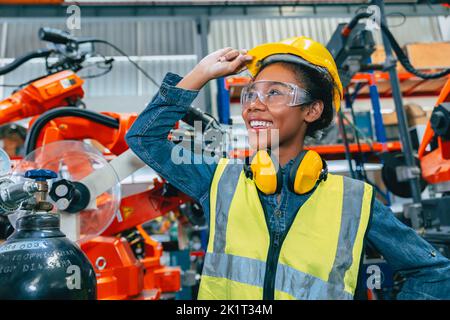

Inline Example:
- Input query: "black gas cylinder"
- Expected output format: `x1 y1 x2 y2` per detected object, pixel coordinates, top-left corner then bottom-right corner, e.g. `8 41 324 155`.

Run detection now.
0 212 97 299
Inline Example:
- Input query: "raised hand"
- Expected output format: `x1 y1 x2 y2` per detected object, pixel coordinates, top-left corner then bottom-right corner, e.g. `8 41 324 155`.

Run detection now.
177 48 253 91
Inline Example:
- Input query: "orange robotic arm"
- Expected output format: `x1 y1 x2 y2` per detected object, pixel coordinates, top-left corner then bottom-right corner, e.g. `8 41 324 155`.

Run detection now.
0 70 84 126
418 76 450 185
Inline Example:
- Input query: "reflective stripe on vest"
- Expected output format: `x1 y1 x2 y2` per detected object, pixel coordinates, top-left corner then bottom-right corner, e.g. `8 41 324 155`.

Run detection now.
198 158 373 300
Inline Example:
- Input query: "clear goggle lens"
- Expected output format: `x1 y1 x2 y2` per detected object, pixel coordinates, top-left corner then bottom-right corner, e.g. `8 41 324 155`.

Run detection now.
241 80 313 109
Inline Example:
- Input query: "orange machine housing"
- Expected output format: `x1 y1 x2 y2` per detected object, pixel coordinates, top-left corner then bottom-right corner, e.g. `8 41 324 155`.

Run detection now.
28 111 135 156
0 70 84 126
81 236 147 300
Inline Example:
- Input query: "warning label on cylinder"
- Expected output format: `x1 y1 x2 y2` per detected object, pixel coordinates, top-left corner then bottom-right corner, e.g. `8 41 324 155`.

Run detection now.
0 240 50 253
0 246 77 275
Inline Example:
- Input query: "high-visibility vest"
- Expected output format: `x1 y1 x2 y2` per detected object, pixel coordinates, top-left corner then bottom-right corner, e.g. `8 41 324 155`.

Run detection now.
198 158 374 300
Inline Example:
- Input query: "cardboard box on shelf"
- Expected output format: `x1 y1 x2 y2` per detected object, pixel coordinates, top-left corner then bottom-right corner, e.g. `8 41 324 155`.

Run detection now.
370 41 450 73
371 45 405 73
405 42 450 70
381 103 432 140
382 103 431 127
404 103 432 126
382 111 398 126
382 110 399 141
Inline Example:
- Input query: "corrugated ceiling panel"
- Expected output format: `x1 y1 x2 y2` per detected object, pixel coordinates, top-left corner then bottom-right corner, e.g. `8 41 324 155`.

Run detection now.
382 16 443 44
209 18 266 51
0 55 197 99
72 20 138 56
137 19 196 55
0 23 5 58
263 17 349 44
438 16 450 41
3 20 66 58
3 15 446 58
209 15 445 51
2 18 197 58
83 58 140 97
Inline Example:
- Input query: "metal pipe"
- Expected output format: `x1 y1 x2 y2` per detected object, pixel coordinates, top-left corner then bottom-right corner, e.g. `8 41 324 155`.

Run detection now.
372 0 422 204
338 108 356 180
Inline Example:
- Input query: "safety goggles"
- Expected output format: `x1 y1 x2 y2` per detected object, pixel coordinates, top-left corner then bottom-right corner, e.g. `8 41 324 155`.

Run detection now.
241 80 313 109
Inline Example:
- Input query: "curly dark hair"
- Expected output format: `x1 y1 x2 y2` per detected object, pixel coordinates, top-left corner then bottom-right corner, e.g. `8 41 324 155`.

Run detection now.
258 61 337 138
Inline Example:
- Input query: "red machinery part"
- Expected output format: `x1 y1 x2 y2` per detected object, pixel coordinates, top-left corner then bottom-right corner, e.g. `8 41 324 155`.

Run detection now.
81 236 146 300
81 229 181 300
0 71 84 126
80 225 181 300
136 225 181 294
418 77 450 184
104 179 191 236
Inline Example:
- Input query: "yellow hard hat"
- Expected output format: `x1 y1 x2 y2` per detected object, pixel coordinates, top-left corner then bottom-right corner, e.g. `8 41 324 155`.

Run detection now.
246 36 343 112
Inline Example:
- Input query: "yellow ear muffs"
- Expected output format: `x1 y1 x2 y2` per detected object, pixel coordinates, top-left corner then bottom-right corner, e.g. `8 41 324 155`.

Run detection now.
245 150 282 195
289 150 327 195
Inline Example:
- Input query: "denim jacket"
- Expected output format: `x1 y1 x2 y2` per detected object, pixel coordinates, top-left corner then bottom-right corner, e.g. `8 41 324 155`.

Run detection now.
126 72 450 300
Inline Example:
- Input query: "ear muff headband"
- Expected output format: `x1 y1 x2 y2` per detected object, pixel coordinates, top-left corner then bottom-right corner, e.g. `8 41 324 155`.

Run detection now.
244 149 326 195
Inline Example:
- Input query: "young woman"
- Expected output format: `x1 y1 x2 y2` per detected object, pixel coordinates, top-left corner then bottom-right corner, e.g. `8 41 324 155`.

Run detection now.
126 37 450 300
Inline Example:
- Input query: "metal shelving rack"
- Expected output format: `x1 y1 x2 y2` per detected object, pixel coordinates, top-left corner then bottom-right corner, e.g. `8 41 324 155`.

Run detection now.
219 72 449 156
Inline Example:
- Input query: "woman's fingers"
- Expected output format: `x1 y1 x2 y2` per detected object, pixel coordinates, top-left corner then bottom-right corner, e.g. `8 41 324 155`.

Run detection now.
217 47 233 55
217 48 250 62
217 49 238 62
228 54 253 73
192 48 251 84
224 49 240 61
201 48 253 78
243 54 253 62
213 47 233 60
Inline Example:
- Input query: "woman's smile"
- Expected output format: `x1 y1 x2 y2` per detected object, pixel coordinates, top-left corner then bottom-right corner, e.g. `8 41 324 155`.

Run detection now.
248 119 274 129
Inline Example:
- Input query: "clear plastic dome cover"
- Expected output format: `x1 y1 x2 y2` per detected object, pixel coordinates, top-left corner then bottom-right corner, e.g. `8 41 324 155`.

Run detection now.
0 148 11 177
11 140 120 243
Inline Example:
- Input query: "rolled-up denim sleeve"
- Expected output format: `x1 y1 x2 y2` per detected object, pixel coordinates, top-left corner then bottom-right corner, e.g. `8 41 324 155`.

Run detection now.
367 199 450 299
126 72 217 204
